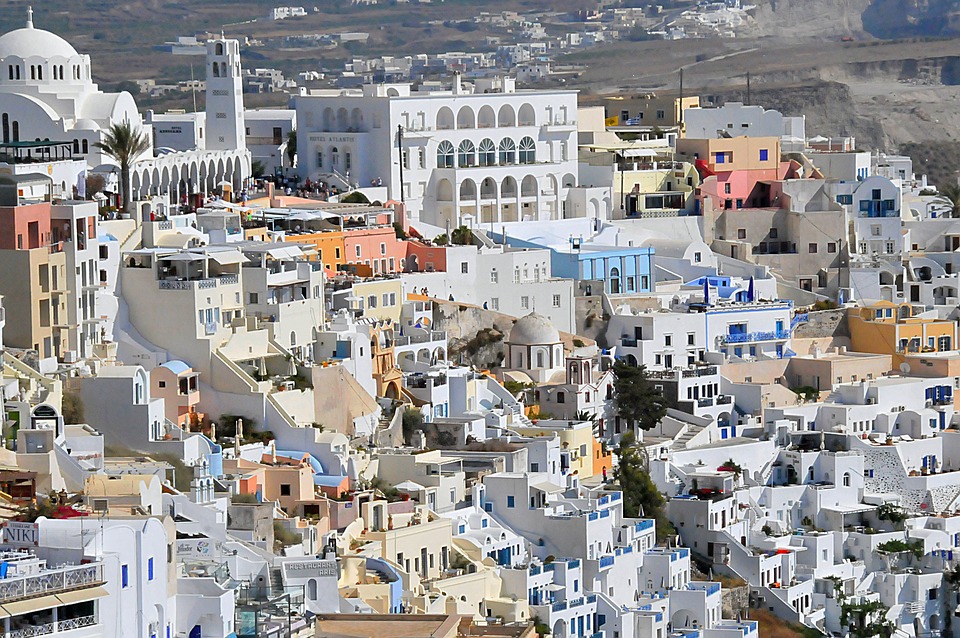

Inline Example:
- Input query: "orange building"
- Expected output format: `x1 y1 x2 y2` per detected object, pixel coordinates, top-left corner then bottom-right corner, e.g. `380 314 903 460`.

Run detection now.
848 301 958 367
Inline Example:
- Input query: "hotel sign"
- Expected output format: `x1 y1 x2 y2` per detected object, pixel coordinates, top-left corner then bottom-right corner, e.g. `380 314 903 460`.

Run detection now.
2 522 39 547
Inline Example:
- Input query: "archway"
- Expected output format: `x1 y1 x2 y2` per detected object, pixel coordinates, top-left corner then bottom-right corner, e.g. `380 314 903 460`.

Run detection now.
456 106 475 129
498 104 516 127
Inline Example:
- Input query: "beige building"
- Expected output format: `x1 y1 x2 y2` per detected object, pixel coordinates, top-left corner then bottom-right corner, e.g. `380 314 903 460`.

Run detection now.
786 348 892 392
0 246 67 357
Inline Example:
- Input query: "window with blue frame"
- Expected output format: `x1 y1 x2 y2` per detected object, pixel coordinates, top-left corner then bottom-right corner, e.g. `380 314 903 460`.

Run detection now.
121 564 129 588
714 152 725 164
759 149 768 161
148 557 154 581
507 495 515 508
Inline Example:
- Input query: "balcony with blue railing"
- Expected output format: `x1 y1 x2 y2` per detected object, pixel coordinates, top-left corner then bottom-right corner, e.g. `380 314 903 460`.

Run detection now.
686 581 721 596
719 329 791 345
791 313 809 329
599 555 615 569
635 519 654 532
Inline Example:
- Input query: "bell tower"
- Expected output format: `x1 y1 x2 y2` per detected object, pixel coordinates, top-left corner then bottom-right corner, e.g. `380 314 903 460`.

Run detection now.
205 37 246 152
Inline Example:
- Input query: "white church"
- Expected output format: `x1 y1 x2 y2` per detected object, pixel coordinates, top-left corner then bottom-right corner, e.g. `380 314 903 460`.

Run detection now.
0 8 250 209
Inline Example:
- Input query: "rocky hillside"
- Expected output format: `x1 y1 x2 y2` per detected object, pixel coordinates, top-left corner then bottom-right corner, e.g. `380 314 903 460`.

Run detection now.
751 0 960 39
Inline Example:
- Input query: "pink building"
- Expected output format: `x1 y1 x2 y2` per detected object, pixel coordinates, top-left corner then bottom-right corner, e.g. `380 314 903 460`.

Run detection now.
150 360 201 428
343 226 406 275
404 240 447 273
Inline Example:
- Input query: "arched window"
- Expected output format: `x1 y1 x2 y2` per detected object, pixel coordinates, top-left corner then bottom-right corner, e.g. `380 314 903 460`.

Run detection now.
478 139 496 166
216 42 224 55
212 62 220 77
498 138 516 165
7 65 13 80
81 139 87 153
437 141 454 168
290 331 297 346
12 121 19 142
331 146 339 166
29 66 35 80
842 472 851 487
36 65 42 81
2 114 8 144
72 139 79 154
537 351 544 368
610 267 621 294
518 137 536 164
59 65 64 80
457 140 475 168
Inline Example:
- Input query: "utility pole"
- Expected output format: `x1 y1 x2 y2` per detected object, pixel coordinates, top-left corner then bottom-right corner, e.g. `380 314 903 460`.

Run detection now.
678 67 684 130
746 72 751 106
397 124 405 203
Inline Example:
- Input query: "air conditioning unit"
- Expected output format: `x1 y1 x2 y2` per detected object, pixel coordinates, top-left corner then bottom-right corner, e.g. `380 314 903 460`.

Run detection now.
279 380 295 391
63 350 78 364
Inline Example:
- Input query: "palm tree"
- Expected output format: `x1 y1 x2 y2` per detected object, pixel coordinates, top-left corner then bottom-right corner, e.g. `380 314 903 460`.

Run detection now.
938 182 960 218
95 120 150 214
286 129 297 168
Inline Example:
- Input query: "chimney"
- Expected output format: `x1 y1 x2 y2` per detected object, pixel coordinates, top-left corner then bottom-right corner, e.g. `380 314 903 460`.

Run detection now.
267 182 278 207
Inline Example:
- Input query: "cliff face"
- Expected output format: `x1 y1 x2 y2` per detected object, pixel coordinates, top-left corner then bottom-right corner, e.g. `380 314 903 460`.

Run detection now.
751 0 960 38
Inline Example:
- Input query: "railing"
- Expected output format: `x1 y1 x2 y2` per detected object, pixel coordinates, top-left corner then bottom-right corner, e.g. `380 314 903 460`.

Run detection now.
157 220 173 230
621 337 638 347
9 615 97 638
716 395 732 405
599 555 615 568
0 563 103 603
220 274 239 285
697 398 714 408
394 331 447 346
719 330 791 345
791 313 809 329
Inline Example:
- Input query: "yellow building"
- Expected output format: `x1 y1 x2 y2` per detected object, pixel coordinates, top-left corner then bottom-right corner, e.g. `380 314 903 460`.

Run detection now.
848 301 958 367
285 229 345 272
510 420 601 478
352 278 405 324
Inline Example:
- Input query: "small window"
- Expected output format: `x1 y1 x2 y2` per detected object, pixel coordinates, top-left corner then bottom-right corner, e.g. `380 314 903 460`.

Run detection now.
737 228 746 240
461 262 468 274
724 183 731 194
552 294 561 308
759 149 769 161
148 557 155 581
827 242 837 253
507 495 515 508
122 565 129 588
380 243 386 255
808 243 818 253
280 484 291 496
769 228 778 239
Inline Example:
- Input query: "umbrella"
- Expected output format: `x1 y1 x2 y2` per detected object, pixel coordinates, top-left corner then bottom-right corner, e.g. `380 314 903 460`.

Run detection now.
703 278 711 306
286 211 321 222
747 276 755 302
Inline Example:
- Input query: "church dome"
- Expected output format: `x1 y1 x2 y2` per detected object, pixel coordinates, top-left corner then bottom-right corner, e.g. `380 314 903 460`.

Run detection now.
508 312 560 345
0 11 79 60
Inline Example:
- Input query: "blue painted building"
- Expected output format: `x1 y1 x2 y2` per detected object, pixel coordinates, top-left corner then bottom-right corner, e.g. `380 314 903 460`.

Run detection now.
493 232 655 295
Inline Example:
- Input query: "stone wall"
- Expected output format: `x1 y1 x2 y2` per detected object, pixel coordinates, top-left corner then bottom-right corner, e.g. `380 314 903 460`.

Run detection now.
793 309 849 339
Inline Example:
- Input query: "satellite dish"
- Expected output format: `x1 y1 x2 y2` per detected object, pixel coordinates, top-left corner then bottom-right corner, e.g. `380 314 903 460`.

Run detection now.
900 363 911 374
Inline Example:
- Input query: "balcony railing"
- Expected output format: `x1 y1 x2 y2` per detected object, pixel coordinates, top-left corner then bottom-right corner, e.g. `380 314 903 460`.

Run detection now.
791 313 809 329
394 331 447 346
0 563 103 603
719 330 791 345
9 615 97 638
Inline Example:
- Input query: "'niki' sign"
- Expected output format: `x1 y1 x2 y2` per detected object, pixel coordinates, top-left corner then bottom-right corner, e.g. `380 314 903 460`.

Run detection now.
2 522 39 547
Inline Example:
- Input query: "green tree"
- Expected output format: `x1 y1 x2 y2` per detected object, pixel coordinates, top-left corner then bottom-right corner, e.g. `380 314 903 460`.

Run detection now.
393 222 408 240
614 431 666 528
434 233 449 246
62 390 84 425
451 225 473 245
612 361 667 432
401 408 424 445
938 182 960 217
286 129 297 167
94 120 151 214
341 191 370 204
251 159 266 178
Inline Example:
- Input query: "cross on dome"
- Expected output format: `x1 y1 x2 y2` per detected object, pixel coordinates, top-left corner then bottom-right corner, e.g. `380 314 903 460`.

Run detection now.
26 6 33 29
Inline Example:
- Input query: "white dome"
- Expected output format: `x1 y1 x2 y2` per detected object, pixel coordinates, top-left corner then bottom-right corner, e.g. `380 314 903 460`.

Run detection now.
508 312 560 345
0 26 78 60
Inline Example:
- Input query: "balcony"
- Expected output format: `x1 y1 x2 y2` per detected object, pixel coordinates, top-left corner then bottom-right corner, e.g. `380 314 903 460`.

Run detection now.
716 395 732 405
0 562 104 604
719 330 791 345
394 331 446 347
9 615 97 638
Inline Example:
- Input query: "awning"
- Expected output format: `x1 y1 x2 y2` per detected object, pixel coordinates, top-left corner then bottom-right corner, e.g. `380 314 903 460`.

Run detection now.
56 585 109 605
156 233 197 249
618 148 659 158
205 251 246 265
2 594 62 616
263 245 304 260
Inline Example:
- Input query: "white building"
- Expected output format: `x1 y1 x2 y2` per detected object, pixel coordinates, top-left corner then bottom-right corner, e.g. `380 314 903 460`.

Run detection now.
296 76 592 228
0 15 249 209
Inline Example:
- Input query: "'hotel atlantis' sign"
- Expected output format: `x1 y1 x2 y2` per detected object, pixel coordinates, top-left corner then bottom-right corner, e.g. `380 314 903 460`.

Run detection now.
2 522 39 547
